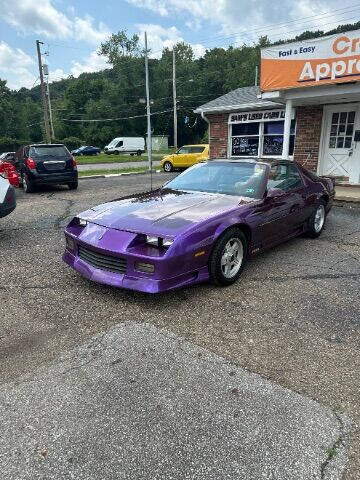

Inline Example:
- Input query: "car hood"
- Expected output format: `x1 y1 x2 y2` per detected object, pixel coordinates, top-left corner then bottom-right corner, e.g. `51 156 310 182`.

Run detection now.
78 188 255 237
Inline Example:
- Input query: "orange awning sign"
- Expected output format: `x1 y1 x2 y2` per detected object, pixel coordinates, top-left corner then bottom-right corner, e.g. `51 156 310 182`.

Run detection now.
261 29 360 91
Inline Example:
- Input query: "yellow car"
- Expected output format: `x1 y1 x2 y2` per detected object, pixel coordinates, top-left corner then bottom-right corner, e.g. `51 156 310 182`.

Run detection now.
161 144 209 172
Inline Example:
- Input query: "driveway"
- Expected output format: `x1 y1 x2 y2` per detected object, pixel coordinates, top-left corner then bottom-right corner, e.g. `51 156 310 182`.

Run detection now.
0 175 359 479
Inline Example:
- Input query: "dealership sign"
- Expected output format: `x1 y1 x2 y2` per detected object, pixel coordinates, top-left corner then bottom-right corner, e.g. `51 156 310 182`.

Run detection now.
261 29 360 91
229 109 295 123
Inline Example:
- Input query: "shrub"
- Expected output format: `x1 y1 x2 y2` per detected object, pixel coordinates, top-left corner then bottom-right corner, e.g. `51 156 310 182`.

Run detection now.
60 136 84 151
0 137 28 153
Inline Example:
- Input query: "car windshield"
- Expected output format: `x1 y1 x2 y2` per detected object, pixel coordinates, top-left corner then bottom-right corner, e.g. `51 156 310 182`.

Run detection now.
29 146 69 157
165 162 267 198
108 139 120 147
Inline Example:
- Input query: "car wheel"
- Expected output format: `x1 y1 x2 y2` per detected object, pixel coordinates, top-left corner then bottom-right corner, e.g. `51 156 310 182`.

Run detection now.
306 200 326 238
68 181 78 190
136 150 142 156
114 151 119 155
163 161 173 172
130 153 134 156
209 228 247 286
22 173 35 193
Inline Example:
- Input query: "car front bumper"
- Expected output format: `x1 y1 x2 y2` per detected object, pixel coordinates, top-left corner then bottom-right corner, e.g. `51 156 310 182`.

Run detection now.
62 223 209 293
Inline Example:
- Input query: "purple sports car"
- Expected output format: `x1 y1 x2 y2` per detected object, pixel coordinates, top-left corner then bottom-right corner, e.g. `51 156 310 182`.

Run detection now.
63 159 335 293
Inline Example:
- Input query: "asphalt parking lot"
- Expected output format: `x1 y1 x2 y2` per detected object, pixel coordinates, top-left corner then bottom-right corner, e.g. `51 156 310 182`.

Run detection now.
0 174 359 479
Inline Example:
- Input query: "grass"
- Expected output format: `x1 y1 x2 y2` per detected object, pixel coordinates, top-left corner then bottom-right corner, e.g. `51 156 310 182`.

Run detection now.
78 166 149 177
75 149 174 165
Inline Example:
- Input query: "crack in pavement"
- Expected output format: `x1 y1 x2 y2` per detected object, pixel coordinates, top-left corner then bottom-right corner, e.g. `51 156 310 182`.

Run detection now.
320 412 350 479
54 198 75 230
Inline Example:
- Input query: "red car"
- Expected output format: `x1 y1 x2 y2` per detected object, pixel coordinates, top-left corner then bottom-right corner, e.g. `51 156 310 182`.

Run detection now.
0 161 19 188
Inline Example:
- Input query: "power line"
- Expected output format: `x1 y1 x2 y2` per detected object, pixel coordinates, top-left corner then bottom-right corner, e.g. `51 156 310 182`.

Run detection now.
61 107 175 123
180 3 360 48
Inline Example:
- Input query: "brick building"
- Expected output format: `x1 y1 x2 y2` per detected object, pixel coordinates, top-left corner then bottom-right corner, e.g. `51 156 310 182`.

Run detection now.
195 31 360 185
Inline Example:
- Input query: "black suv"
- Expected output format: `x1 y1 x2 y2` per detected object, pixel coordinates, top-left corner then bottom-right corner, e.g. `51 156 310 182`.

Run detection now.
14 144 78 193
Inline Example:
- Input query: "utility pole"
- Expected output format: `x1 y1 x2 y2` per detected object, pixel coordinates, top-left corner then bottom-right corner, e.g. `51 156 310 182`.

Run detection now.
36 40 51 143
254 65 259 87
46 77 55 140
144 32 152 180
172 48 177 150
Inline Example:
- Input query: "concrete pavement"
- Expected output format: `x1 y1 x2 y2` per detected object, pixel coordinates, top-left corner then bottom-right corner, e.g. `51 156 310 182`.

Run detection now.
0 323 348 479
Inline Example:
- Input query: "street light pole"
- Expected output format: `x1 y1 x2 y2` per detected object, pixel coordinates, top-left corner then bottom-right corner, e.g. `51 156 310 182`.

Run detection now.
173 48 177 151
144 32 152 181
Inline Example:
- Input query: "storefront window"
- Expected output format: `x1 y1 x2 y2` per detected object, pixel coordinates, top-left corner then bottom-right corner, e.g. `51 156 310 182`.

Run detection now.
231 123 259 156
329 111 355 149
263 120 296 156
230 114 296 158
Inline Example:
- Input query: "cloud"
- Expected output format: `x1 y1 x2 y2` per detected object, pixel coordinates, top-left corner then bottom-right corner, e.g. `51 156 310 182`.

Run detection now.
128 0 168 16
0 0 111 45
0 41 36 89
127 0 352 45
136 24 206 58
71 51 108 77
0 0 72 39
49 68 68 82
73 16 111 45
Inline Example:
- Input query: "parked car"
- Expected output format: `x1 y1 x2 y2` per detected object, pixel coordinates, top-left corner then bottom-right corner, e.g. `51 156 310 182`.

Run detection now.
104 137 145 156
14 144 78 193
161 144 209 172
0 152 15 162
63 159 335 294
71 146 101 156
0 170 16 218
0 161 19 188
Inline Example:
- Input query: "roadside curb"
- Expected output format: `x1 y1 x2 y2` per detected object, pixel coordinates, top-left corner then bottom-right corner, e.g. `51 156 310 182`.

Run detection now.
79 170 162 180
334 198 360 208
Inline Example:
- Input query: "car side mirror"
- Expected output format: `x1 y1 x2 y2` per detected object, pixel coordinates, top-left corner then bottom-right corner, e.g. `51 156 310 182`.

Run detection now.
266 187 284 199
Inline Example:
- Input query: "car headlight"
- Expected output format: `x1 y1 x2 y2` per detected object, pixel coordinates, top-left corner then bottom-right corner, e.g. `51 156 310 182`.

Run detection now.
146 235 174 248
76 217 88 227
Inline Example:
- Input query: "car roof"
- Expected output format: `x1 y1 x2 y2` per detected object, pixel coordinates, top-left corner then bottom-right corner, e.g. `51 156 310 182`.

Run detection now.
29 144 65 147
182 144 209 147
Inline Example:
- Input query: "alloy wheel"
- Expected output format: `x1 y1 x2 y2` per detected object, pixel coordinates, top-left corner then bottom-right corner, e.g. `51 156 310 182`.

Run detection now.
314 204 325 233
220 238 244 279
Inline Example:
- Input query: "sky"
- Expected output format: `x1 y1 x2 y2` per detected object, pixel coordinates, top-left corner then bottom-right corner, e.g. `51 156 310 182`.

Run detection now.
0 0 359 90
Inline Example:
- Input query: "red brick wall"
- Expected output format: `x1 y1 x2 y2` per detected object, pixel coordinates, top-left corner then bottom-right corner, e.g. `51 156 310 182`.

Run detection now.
293 106 323 172
207 113 229 158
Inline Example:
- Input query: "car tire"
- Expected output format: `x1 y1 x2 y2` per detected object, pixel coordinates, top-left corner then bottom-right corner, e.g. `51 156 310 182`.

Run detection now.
136 150 142 156
130 153 134 156
114 151 119 155
306 200 326 238
22 173 35 193
68 181 78 190
163 161 173 172
209 228 247 286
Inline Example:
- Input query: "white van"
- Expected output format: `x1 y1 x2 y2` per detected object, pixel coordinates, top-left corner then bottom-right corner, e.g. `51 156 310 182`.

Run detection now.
104 137 145 156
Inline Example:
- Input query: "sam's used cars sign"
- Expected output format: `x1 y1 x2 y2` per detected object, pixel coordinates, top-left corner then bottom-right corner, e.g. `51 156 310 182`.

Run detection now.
261 29 360 91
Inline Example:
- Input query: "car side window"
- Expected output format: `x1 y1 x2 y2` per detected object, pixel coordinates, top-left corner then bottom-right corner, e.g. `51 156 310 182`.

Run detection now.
24 147 29 158
267 164 303 192
189 147 205 153
177 147 190 154
116 141 123 147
